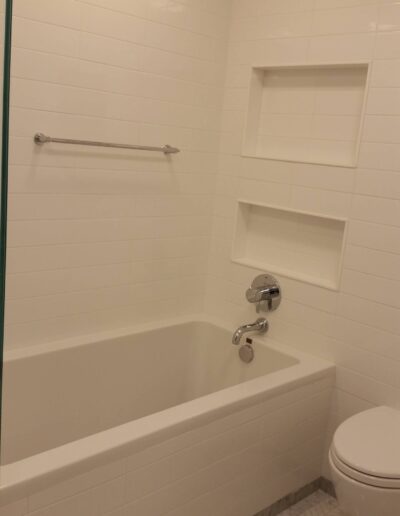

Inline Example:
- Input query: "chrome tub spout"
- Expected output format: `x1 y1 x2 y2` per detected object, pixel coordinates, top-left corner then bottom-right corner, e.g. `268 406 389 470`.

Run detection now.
232 318 268 346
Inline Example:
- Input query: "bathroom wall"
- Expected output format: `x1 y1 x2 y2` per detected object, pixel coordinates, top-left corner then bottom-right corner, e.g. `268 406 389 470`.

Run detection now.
5 0 400 482
205 0 400 476
5 0 231 349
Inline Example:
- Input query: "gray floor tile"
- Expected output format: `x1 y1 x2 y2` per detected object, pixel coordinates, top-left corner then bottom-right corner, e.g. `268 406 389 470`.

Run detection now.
278 491 345 516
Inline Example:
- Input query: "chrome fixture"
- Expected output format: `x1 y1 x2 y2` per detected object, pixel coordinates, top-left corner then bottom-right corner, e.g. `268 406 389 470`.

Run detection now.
239 344 254 363
232 318 268 346
34 133 180 155
246 274 281 313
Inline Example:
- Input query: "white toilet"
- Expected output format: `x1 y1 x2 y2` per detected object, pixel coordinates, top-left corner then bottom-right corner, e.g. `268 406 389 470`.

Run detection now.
329 406 400 516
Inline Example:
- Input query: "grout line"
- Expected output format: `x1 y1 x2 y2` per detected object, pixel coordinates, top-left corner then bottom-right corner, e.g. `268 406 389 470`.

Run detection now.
75 0 230 40
6 272 208 303
12 13 225 64
12 45 221 89
9 103 218 132
10 76 213 112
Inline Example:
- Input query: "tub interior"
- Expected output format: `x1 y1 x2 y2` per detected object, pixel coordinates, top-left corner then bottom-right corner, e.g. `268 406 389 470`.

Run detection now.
1 321 298 465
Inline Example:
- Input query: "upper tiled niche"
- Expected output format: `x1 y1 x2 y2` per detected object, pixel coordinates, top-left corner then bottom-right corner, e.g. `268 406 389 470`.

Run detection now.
243 62 370 168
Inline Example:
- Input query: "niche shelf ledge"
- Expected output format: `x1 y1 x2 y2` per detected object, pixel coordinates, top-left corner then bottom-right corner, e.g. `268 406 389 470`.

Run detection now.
232 201 348 291
243 62 370 168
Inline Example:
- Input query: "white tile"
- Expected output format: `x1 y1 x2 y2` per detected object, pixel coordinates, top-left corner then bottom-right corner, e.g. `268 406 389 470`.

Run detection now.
13 17 79 57
292 164 355 192
315 0 377 8
341 268 400 309
259 0 315 16
355 168 400 199
13 0 80 28
291 187 351 218
366 87 400 115
371 59 400 87
358 141 400 171
344 244 400 281
378 2 400 31
348 220 400 254
0 500 27 516
262 37 310 63
363 115 400 143
91 477 126 516
312 5 379 35
331 315 400 362
351 194 400 225
28 490 94 516
375 31 400 58
81 0 148 19
257 12 314 39
28 461 126 511
79 4 148 47
308 33 375 61
336 293 400 334
78 32 142 70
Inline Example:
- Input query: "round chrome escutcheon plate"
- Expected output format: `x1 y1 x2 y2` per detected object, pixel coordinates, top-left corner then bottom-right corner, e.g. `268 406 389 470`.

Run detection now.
239 344 254 363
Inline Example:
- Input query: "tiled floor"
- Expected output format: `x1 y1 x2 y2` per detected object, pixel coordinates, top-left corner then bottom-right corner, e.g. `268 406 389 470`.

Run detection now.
279 490 345 515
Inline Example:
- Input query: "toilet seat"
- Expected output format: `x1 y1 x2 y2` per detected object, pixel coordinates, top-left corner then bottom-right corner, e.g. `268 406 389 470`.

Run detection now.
330 447 400 489
331 406 400 489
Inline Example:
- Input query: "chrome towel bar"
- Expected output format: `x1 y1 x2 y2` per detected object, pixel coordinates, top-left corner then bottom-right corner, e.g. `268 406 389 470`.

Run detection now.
34 133 180 155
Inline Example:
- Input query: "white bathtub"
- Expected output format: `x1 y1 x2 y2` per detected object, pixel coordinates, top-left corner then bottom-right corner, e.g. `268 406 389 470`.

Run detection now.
0 317 334 516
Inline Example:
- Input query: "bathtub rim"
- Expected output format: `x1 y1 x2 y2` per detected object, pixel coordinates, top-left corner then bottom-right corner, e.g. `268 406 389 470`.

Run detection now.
0 314 335 505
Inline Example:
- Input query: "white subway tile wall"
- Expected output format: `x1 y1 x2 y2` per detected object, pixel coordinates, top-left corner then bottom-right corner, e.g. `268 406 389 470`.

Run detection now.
5 0 400 509
205 0 400 479
5 0 231 348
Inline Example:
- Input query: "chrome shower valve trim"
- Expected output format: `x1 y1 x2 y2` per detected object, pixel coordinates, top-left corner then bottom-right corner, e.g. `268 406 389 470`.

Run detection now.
246 274 281 313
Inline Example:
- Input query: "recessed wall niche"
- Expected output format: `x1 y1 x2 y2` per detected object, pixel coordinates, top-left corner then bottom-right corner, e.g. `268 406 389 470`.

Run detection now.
243 62 370 167
232 201 347 290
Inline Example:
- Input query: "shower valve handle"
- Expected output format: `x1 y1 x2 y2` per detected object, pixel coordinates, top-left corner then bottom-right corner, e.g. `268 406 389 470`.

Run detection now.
246 274 281 313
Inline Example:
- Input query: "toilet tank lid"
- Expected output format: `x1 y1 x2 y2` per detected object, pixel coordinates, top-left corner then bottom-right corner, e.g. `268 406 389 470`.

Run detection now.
333 406 400 479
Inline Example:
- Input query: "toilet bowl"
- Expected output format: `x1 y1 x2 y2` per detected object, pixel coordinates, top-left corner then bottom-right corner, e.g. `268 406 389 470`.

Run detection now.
329 406 400 516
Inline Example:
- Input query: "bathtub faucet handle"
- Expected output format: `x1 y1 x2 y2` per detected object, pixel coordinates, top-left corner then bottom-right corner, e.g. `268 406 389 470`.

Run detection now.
246 274 281 313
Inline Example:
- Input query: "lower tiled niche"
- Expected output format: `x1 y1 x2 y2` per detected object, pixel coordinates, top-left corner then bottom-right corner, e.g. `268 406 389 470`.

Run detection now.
232 201 347 290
